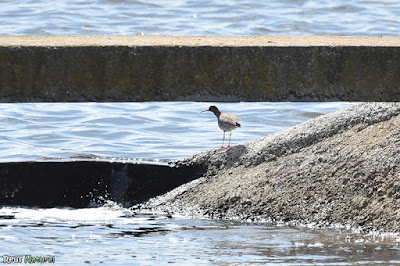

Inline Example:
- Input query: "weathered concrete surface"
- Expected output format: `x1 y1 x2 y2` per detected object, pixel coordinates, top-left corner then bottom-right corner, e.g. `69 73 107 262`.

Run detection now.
0 161 204 207
145 103 400 233
2 35 400 47
1 36 400 102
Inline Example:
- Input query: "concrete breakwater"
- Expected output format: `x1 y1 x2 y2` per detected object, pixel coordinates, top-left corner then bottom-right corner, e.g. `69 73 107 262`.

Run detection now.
0 161 204 207
1 36 400 102
145 103 400 233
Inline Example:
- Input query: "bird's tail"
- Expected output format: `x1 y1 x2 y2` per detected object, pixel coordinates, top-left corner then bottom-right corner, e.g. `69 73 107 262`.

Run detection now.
236 122 241 127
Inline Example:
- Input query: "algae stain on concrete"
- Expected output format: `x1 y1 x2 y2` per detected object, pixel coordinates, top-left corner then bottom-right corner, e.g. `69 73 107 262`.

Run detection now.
242 74 252 96
194 72 212 86
194 51 220 93
139 56 158 101
12 64 29 91
255 56 276 94
72 58 97 95
116 69 133 89
32 64 45 97
11 63 43 98
342 56 382 100
342 59 358 87
116 68 135 98
260 68 272 92
309 53 329 86
236 54 256 98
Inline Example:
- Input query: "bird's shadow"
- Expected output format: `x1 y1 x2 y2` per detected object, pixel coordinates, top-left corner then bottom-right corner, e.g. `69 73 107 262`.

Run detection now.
222 144 248 168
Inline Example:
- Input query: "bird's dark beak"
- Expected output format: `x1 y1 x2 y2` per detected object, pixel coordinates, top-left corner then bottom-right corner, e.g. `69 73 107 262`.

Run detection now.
201 109 209 113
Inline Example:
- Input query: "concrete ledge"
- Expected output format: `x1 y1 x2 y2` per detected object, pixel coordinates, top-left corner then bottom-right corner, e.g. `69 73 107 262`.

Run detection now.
1 36 400 102
2 35 400 47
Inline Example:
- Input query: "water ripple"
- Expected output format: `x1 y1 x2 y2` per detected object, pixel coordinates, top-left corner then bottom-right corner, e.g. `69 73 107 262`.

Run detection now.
0 0 400 36
0 102 353 162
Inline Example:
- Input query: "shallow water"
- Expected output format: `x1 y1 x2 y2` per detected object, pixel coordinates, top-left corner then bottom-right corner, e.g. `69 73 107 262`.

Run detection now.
1 205 400 265
1 0 400 36
2 102 400 264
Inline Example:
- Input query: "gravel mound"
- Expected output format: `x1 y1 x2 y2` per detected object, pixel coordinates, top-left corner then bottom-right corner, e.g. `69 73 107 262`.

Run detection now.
147 103 400 233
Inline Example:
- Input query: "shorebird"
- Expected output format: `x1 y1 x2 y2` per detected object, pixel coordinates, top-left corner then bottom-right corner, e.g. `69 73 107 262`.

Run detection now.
202 106 241 149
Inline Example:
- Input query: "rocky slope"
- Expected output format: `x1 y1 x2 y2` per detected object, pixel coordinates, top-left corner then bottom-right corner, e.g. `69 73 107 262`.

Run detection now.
144 103 400 233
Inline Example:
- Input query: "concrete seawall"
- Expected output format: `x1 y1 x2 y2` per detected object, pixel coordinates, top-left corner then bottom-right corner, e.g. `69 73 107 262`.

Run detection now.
1 35 400 102
0 161 204 207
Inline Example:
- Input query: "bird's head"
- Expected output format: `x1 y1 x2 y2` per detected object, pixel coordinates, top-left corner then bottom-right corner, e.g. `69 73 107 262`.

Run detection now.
201 105 221 116
202 105 219 113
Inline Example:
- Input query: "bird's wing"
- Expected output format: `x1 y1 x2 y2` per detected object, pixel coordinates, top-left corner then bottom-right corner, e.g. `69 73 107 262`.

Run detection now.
219 113 240 130
220 113 237 123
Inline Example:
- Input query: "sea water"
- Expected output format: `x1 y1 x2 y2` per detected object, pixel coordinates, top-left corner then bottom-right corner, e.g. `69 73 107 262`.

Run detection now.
1 0 400 36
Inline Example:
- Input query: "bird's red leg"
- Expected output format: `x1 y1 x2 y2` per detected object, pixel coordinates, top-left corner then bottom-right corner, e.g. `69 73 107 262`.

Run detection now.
219 132 225 149
227 132 232 148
